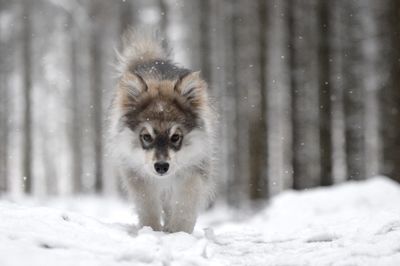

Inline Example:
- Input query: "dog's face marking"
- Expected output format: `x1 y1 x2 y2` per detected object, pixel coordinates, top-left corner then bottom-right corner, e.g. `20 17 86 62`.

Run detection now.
136 122 184 176
139 123 183 154
142 125 183 151
116 70 208 178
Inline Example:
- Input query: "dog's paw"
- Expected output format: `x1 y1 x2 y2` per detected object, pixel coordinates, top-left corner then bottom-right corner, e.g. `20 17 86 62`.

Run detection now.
164 219 195 234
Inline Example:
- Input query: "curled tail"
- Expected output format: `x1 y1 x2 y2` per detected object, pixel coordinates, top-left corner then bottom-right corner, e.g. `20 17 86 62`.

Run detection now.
116 28 167 75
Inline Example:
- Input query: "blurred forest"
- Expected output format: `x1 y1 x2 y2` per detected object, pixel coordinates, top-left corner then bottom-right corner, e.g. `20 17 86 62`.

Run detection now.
0 0 399 205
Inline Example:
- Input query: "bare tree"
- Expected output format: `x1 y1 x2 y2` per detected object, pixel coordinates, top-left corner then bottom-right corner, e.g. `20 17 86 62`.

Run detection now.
0 0 12 193
158 0 168 40
68 1 83 194
318 0 333 186
88 0 120 195
21 0 33 193
230 0 267 201
341 0 366 181
248 0 268 199
224 0 242 205
380 0 400 182
330 0 347 184
199 0 211 83
267 0 293 195
99 2 120 196
208 0 229 201
89 0 104 193
288 0 321 189
0 73 8 193
119 0 133 36
362 0 382 178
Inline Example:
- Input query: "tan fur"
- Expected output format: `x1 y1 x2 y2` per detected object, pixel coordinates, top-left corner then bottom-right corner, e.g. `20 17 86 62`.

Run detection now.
116 28 166 75
117 75 207 112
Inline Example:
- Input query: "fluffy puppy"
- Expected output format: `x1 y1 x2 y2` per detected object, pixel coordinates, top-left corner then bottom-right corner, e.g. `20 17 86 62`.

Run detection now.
108 30 216 233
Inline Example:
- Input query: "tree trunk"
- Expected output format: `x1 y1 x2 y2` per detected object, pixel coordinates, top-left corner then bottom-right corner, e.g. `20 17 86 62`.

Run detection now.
208 0 237 202
330 0 347 183
89 0 103 193
289 0 321 189
0 0 12 193
225 0 242 205
0 76 8 193
342 1 366 181
380 0 400 182
199 0 211 84
21 0 33 194
318 0 333 186
362 0 382 178
68 6 83 194
266 0 293 195
248 0 268 199
119 0 133 36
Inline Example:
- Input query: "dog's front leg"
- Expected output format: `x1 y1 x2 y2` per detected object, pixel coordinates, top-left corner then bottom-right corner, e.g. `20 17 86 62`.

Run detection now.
164 176 205 233
130 179 162 231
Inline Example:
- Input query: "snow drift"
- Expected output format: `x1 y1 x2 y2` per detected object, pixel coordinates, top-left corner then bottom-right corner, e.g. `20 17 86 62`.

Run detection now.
0 177 400 266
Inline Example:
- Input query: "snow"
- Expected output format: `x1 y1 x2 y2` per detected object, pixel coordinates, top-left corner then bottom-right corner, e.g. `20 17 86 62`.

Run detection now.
1 176 400 266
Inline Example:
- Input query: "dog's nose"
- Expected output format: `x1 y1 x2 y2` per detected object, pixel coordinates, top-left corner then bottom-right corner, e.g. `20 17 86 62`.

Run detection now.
154 162 169 175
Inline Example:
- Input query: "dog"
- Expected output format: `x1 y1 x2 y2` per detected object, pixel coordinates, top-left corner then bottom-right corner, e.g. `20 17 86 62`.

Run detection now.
108 29 216 233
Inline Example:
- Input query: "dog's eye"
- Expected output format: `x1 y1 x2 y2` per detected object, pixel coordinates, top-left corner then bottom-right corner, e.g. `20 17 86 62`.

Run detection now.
141 134 153 143
170 134 181 143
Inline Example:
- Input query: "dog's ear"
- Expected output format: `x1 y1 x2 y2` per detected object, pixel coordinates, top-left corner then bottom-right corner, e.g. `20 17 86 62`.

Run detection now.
117 72 148 111
119 71 148 98
174 71 207 108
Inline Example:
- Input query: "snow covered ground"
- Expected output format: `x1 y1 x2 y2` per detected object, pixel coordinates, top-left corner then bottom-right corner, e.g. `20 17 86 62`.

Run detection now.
1 176 400 266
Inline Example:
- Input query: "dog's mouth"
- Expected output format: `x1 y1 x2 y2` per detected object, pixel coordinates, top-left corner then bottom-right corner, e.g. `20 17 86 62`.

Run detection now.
154 167 177 178
151 167 173 178
155 172 168 176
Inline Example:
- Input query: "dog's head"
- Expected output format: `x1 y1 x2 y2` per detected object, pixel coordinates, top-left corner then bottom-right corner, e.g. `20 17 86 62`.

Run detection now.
115 70 209 178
